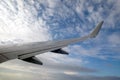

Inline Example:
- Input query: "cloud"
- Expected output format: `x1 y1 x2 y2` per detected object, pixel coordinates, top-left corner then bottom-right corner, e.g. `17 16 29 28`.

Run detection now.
0 55 97 75
66 41 120 60
63 71 79 75
0 64 120 80
66 45 103 59
37 52 83 64
1 60 119 80
0 0 51 45
0 0 120 80
108 33 120 45
0 1 92 77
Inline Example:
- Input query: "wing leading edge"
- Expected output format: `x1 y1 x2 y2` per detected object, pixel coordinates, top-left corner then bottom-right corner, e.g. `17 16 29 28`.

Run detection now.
0 21 104 64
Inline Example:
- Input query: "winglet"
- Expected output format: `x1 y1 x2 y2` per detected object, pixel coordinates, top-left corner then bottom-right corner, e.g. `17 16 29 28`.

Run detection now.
89 21 104 38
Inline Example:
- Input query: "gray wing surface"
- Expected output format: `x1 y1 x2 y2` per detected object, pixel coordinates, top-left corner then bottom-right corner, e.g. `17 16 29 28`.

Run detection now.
0 21 103 64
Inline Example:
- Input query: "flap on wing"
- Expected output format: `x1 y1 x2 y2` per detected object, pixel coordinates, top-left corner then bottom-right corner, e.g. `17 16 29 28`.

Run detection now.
22 56 43 65
51 49 69 55
0 55 8 63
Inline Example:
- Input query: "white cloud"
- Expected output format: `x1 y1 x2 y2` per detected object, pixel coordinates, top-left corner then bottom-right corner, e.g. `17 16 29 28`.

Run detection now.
68 45 99 56
108 33 120 45
0 0 51 45
75 0 85 18
0 1 88 74
0 1 120 80
66 44 112 60
37 52 83 65
64 71 79 75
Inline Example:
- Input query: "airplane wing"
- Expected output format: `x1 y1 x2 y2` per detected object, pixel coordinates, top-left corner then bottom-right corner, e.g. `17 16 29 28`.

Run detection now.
0 21 104 65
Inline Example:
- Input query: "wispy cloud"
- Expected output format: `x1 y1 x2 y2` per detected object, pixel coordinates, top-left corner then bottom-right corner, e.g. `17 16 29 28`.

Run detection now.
0 0 120 80
0 63 120 80
0 58 97 77
57 0 120 60
0 0 51 44
108 33 120 46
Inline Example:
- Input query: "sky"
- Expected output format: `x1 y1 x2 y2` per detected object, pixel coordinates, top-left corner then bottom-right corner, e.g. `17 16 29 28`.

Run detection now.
0 0 120 80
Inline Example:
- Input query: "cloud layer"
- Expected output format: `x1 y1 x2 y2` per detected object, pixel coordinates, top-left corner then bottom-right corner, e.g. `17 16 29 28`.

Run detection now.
0 0 120 80
0 0 51 44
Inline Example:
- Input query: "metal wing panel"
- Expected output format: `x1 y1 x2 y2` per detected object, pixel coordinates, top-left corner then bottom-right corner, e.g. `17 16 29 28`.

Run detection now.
1 35 89 60
0 21 103 63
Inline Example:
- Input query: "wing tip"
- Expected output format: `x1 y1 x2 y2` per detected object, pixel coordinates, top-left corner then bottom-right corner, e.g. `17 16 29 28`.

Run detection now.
89 21 104 38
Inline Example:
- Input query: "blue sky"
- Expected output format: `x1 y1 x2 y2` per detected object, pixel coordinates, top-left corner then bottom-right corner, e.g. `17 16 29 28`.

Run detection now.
0 0 120 80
